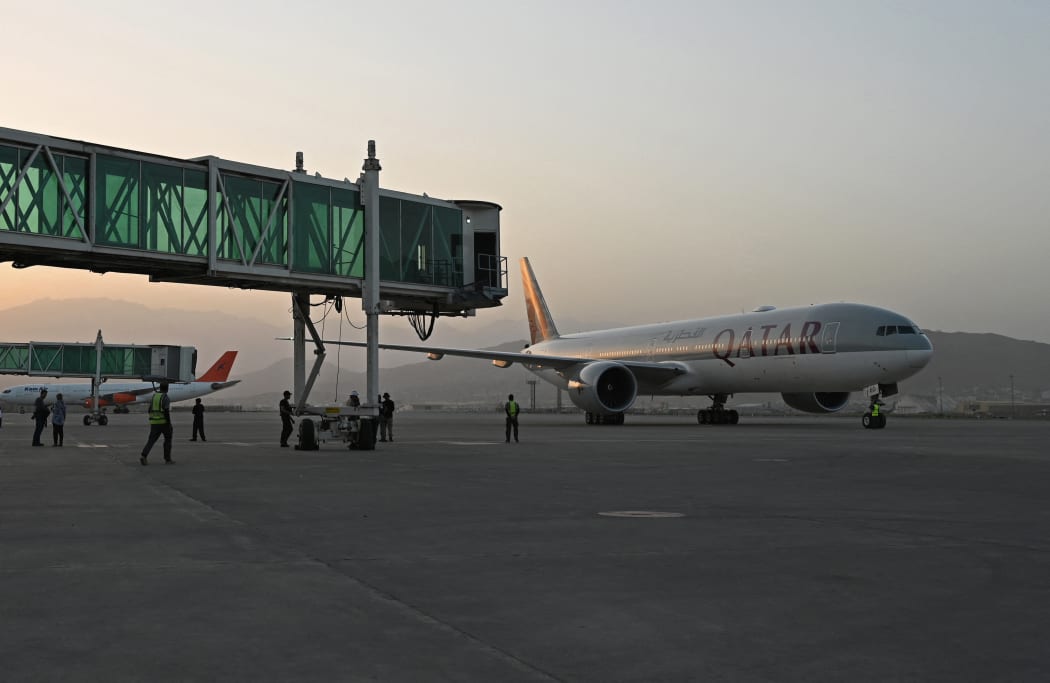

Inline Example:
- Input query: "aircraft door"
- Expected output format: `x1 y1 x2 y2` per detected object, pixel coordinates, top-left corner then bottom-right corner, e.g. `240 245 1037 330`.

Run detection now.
821 322 840 354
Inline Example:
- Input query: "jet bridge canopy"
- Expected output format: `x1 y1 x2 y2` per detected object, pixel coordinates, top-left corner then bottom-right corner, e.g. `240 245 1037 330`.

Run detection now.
0 127 507 315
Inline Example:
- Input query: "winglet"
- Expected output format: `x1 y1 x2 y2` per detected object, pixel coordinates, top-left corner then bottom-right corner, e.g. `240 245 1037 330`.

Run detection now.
197 351 238 382
520 257 559 344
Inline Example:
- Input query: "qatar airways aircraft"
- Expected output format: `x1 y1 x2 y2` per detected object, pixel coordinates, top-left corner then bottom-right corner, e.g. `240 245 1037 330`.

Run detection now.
0 351 240 416
325 258 933 429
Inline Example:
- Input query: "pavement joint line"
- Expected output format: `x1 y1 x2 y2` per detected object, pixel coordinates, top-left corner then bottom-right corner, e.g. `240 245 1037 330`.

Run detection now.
119 458 563 682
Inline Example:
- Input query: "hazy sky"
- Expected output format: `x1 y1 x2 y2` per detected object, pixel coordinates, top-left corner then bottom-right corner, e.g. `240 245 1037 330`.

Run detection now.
3 1 1049 344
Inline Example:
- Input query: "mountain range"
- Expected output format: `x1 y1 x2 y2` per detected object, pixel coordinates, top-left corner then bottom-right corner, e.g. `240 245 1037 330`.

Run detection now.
3 299 1049 412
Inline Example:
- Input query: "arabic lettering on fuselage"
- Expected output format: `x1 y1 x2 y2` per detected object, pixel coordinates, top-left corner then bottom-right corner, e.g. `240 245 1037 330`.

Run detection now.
662 327 706 343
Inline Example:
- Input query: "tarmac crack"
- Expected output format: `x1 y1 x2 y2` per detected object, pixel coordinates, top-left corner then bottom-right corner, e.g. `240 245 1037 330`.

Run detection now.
137 474 564 683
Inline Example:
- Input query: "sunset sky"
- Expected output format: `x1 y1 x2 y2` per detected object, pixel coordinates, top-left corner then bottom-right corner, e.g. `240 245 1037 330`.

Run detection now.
3 1 1049 345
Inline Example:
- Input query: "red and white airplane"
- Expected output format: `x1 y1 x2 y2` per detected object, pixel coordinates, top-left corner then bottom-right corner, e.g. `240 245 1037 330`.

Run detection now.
0 351 240 411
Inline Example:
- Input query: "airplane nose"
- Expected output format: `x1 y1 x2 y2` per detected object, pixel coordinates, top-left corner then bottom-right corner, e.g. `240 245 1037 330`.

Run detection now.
907 349 932 369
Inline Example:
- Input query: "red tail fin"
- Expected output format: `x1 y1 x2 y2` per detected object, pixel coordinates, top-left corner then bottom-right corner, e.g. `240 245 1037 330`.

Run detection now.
197 351 238 382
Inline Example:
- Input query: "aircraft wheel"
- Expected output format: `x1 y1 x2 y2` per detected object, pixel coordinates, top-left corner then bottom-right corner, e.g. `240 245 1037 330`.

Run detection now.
83 415 92 426
862 414 872 429
585 412 594 425
297 418 319 451
877 414 887 429
98 414 108 426
698 410 708 425
613 413 625 425
728 410 739 425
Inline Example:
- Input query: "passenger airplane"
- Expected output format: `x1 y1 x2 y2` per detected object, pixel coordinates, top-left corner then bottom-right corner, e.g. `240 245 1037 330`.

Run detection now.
322 258 933 428
0 351 240 413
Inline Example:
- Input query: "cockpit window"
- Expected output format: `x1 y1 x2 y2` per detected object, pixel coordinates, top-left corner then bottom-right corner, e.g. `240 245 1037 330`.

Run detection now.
876 326 885 336
897 326 916 334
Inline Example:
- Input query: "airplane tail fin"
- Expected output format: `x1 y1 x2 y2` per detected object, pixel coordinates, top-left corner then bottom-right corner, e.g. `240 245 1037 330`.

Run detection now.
520 257 559 344
197 351 238 382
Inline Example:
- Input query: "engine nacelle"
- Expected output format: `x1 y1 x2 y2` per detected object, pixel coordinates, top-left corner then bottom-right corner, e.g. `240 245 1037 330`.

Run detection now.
565 361 637 415
781 392 851 414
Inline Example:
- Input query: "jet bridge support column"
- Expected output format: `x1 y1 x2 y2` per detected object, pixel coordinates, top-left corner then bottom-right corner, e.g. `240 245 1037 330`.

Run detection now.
361 141 382 405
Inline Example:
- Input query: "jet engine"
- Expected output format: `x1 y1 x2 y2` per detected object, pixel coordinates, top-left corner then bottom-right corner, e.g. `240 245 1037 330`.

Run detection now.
565 361 637 414
781 392 851 414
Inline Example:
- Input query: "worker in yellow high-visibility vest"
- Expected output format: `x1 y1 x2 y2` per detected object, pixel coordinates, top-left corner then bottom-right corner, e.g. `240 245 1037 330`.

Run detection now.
140 382 174 465
505 393 520 443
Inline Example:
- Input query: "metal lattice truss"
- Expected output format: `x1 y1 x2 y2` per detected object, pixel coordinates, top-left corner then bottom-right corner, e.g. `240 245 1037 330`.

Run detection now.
0 127 506 314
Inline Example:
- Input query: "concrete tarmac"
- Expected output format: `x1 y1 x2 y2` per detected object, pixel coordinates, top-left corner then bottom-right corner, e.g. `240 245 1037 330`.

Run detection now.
1 411 1049 682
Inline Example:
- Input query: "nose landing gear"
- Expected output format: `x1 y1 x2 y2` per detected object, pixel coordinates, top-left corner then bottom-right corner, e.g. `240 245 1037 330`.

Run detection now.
863 396 887 429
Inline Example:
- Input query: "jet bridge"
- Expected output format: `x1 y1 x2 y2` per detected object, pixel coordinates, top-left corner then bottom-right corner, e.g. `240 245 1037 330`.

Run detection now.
0 127 508 426
0 331 196 425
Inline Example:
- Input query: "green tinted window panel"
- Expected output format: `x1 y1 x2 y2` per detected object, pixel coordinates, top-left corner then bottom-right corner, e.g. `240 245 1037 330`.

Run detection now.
96 155 141 247
331 187 363 278
30 346 63 373
63 346 97 374
143 162 205 256
291 182 330 273
0 145 17 230
218 175 287 265
399 200 432 284
183 170 208 256
22 152 61 235
61 155 88 240
99 347 152 376
433 205 463 287
0 345 30 372
378 196 401 281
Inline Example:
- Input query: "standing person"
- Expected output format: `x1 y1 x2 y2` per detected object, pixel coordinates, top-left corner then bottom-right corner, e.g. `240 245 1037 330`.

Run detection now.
191 398 206 442
0 403 4 429
279 390 295 447
140 382 173 465
505 393 520 443
347 391 361 408
380 393 395 442
51 393 67 447
375 394 386 439
32 388 49 447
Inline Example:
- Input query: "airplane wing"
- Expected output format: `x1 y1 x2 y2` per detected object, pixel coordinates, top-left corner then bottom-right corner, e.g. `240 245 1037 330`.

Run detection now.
99 387 155 403
312 340 688 385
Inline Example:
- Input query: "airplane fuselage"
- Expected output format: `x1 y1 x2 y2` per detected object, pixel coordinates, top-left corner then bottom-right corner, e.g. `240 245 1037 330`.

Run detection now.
523 303 932 396
0 380 240 409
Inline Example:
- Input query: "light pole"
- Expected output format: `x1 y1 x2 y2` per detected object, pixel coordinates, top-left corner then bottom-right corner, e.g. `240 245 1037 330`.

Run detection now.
1010 374 1015 419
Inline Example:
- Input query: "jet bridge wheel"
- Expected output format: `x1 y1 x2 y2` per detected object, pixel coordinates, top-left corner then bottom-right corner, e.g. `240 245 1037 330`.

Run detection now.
83 415 92 426
295 418 319 450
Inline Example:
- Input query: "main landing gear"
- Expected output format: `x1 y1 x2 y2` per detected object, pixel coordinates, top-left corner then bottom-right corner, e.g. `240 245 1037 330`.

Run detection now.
862 397 887 429
585 412 625 425
83 412 109 426
697 394 739 425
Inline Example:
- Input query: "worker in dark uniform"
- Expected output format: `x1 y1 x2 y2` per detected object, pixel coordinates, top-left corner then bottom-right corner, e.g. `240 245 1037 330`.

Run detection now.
191 398 206 441
279 390 295 447
505 393 520 443
380 393 395 442
140 382 173 465
32 388 49 447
